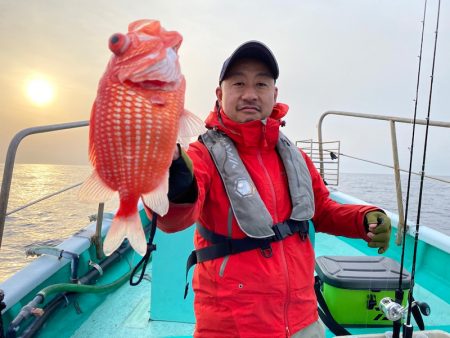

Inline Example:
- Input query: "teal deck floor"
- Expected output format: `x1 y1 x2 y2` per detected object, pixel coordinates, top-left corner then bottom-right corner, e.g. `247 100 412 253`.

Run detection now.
71 271 195 338
70 233 449 337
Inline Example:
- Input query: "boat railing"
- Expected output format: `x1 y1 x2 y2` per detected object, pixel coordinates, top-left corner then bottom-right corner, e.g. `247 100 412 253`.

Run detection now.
2 114 449 250
0 121 108 256
296 139 341 186
317 111 450 245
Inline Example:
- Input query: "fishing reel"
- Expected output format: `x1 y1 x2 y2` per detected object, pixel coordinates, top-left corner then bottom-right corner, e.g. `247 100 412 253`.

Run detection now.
379 297 430 321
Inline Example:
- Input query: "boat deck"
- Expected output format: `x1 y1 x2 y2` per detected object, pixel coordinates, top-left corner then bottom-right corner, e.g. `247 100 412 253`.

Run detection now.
70 274 194 338
67 233 450 338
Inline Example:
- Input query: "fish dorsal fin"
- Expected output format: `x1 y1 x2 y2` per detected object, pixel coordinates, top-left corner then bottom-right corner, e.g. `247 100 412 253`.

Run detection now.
78 170 116 202
178 109 205 148
142 172 169 216
128 19 161 34
161 30 183 51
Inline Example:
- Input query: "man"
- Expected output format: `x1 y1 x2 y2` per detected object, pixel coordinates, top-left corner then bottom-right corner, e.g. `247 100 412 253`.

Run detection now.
151 41 391 338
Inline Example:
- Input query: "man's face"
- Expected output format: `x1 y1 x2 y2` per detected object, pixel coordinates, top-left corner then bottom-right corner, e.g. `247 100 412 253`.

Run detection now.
216 58 278 123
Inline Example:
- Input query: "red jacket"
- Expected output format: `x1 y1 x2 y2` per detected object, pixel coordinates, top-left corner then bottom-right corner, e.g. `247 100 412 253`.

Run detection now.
156 103 376 338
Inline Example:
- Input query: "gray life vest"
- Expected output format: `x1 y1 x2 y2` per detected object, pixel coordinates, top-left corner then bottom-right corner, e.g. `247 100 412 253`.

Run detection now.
201 129 315 238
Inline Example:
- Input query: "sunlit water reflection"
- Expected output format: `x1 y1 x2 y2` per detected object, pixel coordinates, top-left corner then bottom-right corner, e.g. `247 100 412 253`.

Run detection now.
0 164 119 282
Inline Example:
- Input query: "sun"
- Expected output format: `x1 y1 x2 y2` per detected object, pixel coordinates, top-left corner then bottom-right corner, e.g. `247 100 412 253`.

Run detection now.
26 76 55 106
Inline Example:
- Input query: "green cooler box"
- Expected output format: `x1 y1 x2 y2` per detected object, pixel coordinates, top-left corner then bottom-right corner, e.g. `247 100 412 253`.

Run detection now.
315 256 411 326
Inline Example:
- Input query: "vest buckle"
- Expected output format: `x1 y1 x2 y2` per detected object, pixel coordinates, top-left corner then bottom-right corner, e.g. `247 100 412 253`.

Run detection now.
299 232 308 241
260 241 273 258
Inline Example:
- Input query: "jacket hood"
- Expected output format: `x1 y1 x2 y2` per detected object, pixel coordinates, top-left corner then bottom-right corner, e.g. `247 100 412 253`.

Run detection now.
204 102 289 149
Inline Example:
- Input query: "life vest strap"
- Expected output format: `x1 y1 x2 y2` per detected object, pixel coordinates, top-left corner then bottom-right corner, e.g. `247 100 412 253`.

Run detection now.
183 219 309 299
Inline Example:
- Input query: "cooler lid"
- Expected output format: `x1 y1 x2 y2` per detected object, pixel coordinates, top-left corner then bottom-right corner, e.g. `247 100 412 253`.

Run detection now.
315 256 411 290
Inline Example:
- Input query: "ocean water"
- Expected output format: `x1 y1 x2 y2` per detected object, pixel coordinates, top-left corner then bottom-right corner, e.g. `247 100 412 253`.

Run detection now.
0 164 449 283
337 172 450 236
0 164 119 282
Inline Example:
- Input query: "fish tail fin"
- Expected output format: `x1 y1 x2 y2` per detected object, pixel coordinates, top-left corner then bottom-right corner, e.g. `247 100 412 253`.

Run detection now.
103 212 146 256
103 215 128 256
78 170 116 202
177 109 205 148
125 213 147 256
142 172 169 216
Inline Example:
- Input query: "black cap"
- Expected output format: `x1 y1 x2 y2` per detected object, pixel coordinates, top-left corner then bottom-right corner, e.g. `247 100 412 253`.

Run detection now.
219 40 279 83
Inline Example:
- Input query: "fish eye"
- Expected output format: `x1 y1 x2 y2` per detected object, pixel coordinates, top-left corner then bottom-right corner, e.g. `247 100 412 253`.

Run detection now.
110 34 120 44
108 33 130 56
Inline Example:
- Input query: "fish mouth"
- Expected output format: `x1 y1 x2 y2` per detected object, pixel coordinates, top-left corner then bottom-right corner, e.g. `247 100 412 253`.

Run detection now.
120 48 181 89
116 53 151 66
139 79 180 90
120 68 181 90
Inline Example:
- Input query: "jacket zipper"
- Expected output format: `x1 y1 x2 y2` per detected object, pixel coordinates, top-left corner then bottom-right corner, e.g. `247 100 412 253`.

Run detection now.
280 239 291 337
256 144 290 335
219 208 234 277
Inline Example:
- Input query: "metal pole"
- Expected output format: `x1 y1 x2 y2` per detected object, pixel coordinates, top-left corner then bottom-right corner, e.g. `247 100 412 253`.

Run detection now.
317 115 325 179
390 121 406 245
318 110 450 128
94 203 105 260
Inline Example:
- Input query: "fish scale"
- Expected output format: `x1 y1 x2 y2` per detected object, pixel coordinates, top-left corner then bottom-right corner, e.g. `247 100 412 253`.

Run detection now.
94 83 179 194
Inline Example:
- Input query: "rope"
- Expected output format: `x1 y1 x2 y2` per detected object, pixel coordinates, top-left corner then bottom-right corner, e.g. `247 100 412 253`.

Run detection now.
322 150 450 184
6 182 82 216
129 212 157 286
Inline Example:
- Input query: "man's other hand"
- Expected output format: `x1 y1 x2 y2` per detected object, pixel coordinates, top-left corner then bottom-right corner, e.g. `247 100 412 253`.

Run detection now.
365 211 391 254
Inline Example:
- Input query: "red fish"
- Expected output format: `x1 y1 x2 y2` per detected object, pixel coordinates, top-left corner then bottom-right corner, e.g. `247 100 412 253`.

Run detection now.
79 20 203 256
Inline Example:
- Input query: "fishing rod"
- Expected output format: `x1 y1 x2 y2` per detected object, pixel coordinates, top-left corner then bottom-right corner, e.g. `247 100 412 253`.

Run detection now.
379 1 441 336
403 0 441 336
394 1 428 337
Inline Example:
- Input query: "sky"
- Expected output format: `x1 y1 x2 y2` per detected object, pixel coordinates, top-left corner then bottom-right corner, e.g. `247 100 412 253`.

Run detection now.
0 0 449 175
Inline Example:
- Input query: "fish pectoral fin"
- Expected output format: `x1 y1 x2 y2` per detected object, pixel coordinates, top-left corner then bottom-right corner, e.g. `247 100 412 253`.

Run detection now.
178 109 205 148
103 213 146 256
142 172 169 216
78 170 116 202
